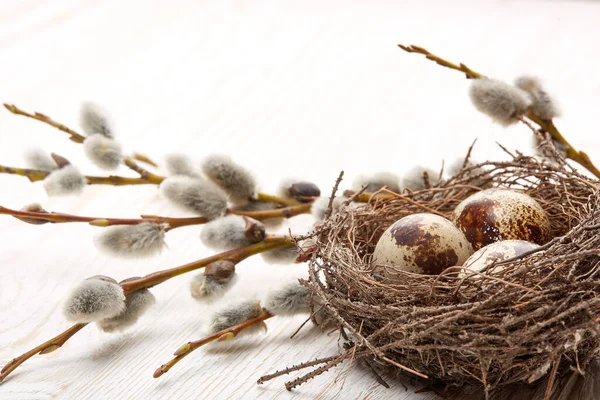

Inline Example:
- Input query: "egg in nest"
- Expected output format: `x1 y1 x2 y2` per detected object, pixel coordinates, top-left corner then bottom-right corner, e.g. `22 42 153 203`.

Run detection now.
373 213 473 277
452 188 551 250
462 239 540 273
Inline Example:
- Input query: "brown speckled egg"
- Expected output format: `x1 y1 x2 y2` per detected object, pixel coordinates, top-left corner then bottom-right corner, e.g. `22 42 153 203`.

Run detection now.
463 240 540 273
373 213 473 276
452 189 551 250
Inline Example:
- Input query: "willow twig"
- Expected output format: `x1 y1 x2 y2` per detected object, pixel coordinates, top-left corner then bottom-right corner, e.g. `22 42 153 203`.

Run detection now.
0 205 208 229
154 310 274 378
4 104 86 143
0 204 311 229
398 44 600 180
132 152 159 167
3 104 160 178
0 163 163 185
0 164 316 213
0 323 86 383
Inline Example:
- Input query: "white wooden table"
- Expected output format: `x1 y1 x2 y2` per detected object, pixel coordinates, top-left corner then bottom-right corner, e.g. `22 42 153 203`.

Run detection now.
1 1 599 399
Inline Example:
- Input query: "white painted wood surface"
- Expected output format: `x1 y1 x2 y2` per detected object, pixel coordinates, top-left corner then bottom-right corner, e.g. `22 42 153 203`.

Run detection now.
0 1 599 399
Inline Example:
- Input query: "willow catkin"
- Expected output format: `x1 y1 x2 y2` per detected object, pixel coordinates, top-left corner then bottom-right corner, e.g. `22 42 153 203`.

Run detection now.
468 78 531 126
515 75 560 121
63 276 125 323
201 154 257 204
164 153 200 178
80 102 115 138
160 176 228 220
263 282 309 316
209 300 264 336
24 149 58 171
352 172 401 193
97 277 156 332
83 134 123 170
43 165 87 196
95 223 168 258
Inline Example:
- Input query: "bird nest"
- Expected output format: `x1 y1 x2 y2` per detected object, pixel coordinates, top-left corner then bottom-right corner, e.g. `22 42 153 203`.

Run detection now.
305 145 600 398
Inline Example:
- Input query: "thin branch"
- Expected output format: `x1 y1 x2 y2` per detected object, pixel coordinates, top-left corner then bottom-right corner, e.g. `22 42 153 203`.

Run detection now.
257 355 342 384
132 152 159 167
0 204 310 229
0 323 86 383
0 165 49 182
154 310 274 378
0 164 164 186
284 355 346 390
0 205 208 229
255 192 302 207
324 171 344 220
122 157 163 183
4 104 86 143
462 138 478 169
229 203 311 220
3 104 162 178
397 44 482 79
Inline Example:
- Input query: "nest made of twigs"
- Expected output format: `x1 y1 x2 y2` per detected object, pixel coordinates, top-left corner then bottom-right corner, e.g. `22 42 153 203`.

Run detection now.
306 143 600 398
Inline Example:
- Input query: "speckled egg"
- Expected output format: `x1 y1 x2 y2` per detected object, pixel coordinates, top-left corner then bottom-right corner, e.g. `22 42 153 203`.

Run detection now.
463 240 540 273
373 213 473 276
452 189 551 250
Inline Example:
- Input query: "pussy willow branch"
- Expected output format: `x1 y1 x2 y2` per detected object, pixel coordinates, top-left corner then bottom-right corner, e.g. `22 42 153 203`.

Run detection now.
0 236 293 383
3 104 160 179
0 163 302 206
397 44 600 180
0 163 162 186
4 104 86 143
3 104 305 205
0 203 311 230
154 309 274 378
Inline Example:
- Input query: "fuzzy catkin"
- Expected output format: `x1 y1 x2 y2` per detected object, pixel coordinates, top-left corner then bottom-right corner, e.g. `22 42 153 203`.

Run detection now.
63 276 125 323
210 300 263 334
190 274 238 301
402 165 440 191
25 149 58 171
201 154 256 204
200 215 262 251
97 278 155 332
468 78 532 126
515 76 560 121
263 282 309 316
352 172 401 193
95 223 168 258
83 134 123 170
160 176 228 220
447 157 481 178
43 165 87 196
261 245 298 264
164 153 199 178
80 102 115 138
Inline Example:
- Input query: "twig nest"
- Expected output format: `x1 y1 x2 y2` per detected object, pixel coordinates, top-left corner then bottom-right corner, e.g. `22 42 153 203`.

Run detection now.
373 213 473 276
462 239 540 273
452 188 551 250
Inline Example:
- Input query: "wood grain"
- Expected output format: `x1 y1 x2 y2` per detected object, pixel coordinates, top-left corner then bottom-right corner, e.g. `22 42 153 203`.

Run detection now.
0 0 599 399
